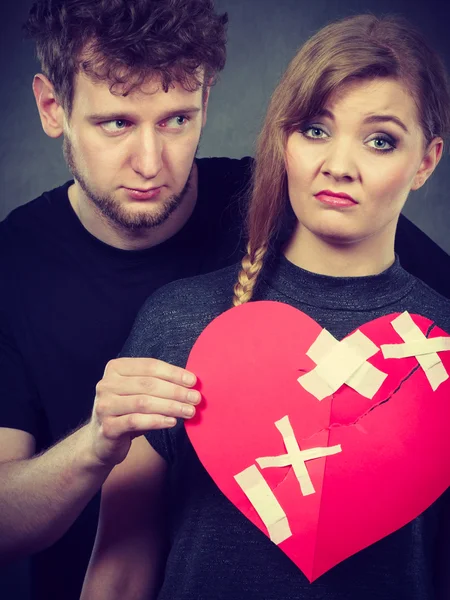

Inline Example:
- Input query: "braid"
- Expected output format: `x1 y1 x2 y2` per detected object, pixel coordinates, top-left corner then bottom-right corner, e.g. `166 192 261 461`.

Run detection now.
232 245 268 307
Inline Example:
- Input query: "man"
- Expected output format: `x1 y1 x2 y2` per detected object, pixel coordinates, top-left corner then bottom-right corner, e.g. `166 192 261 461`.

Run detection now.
0 1 245 599
0 0 448 599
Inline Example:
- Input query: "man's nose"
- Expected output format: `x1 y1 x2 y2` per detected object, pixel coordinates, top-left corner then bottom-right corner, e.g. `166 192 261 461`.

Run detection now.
130 128 163 180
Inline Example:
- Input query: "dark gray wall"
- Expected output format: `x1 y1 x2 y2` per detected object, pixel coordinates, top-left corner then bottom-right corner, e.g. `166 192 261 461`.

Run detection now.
1 0 450 252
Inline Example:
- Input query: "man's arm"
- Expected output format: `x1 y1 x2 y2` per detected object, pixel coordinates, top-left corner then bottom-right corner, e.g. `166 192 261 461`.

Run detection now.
0 357 200 561
81 436 168 600
0 425 111 560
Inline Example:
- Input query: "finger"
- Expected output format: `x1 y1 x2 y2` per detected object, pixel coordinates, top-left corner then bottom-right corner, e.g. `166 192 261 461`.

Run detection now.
107 357 197 386
98 394 199 419
102 377 201 403
102 413 178 439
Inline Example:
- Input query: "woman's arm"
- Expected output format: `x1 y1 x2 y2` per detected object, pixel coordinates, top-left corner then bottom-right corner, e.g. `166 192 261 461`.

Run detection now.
81 435 168 600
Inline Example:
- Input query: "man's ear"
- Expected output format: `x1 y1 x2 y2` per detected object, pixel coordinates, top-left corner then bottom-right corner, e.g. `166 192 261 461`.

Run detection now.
411 137 444 190
32 74 65 138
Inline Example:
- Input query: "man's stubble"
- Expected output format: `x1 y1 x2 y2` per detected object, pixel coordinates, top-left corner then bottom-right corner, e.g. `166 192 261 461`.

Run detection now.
63 136 196 232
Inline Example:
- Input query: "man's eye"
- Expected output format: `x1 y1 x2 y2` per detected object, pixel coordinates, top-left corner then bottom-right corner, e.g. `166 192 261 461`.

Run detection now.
163 115 190 128
100 120 130 133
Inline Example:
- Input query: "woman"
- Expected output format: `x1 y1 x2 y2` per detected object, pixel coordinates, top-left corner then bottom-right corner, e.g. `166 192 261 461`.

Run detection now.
82 14 450 599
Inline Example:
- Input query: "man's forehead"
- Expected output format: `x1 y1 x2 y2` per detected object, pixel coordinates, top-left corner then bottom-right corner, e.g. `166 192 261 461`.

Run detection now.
72 69 205 113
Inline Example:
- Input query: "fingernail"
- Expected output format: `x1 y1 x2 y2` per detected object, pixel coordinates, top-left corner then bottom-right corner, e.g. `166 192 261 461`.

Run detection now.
188 391 200 404
182 405 195 417
164 417 177 426
183 373 196 385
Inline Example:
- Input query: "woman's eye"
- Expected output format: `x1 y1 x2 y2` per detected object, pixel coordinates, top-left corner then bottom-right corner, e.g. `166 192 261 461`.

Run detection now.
367 136 395 151
302 126 327 139
100 120 129 133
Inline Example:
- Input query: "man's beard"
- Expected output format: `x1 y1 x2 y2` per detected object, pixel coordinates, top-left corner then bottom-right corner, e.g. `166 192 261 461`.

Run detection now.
63 137 194 231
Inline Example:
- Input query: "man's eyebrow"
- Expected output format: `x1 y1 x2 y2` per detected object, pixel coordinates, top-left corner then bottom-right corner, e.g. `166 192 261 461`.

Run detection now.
159 107 202 120
316 108 409 133
86 107 202 122
86 112 134 122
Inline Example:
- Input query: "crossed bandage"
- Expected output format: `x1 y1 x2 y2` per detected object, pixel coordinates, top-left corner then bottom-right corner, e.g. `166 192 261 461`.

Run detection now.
235 415 341 544
298 311 450 399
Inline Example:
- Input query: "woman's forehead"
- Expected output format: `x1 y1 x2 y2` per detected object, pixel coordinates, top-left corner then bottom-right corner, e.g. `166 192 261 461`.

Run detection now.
318 78 420 130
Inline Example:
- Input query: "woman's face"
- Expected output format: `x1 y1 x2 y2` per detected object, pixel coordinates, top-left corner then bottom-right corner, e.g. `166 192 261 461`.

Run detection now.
284 77 441 247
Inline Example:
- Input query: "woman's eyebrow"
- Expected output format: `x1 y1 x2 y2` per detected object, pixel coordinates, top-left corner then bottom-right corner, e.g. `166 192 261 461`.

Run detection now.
315 109 409 134
362 114 409 133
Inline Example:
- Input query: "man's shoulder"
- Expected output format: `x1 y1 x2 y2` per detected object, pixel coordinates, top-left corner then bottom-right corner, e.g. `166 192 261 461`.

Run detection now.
197 156 253 179
0 181 72 246
196 156 253 200
396 214 450 298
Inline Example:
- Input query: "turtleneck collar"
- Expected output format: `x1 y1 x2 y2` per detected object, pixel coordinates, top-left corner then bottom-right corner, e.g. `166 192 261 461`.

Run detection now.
262 253 417 311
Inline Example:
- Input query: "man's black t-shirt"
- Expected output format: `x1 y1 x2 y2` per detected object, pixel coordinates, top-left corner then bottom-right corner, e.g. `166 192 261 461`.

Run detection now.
0 155 449 599
0 157 250 600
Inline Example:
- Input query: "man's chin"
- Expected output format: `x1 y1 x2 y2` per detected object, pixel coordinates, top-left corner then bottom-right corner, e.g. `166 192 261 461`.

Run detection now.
102 206 178 231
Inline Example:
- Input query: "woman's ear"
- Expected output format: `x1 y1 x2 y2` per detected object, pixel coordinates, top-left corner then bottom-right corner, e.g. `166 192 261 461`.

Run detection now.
411 137 444 190
32 74 65 138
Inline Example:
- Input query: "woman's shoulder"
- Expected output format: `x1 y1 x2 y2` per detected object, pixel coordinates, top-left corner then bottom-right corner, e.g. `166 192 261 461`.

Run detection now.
142 262 240 316
406 276 450 333
121 263 240 359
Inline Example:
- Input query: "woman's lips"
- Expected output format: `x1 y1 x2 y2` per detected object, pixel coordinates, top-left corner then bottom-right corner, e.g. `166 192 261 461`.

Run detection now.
315 190 357 207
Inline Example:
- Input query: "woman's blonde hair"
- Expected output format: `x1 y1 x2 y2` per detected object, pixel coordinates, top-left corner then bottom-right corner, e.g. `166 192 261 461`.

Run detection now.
232 13 450 306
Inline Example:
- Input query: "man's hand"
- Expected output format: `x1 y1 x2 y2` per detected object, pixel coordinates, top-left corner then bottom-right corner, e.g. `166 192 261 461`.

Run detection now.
87 357 201 467
0 357 199 559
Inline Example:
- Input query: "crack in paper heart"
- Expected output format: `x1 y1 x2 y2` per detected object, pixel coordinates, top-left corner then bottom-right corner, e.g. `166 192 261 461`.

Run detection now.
301 364 420 439
272 363 420 494
247 324 437 495
294 323 436 443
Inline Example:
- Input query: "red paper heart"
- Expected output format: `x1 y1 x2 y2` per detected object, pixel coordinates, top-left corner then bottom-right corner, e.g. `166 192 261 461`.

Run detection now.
185 301 450 582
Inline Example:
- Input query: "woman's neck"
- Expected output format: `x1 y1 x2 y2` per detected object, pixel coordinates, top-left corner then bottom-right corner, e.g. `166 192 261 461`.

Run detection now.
283 223 396 277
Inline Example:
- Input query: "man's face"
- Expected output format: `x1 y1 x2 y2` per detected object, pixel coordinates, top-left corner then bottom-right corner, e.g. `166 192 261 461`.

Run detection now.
63 71 207 230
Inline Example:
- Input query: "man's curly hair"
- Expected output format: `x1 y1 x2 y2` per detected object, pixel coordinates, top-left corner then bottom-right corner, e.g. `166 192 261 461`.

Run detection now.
24 0 228 113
